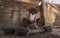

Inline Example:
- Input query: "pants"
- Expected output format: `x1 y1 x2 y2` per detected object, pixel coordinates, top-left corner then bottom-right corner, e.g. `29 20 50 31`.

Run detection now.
23 18 40 27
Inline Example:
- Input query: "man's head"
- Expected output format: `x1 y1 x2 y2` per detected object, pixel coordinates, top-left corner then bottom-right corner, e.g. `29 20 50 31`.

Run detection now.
29 8 38 14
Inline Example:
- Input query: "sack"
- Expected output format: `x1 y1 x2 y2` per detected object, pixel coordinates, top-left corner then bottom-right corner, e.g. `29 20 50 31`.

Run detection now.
15 27 28 36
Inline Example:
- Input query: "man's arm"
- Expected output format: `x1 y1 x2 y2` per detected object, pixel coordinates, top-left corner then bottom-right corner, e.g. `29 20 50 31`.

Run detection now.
34 14 38 28
28 13 30 20
34 14 37 23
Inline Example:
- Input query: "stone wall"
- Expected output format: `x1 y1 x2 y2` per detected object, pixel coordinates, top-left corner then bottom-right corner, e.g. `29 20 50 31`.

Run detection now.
0 0 40 28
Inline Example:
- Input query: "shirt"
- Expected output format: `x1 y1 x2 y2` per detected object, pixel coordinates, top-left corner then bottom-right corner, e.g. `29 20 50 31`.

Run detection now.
30 14 36 21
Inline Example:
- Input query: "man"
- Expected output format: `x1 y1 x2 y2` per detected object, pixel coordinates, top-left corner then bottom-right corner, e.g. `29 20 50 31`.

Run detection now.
28 8 38 29
23 8 40 29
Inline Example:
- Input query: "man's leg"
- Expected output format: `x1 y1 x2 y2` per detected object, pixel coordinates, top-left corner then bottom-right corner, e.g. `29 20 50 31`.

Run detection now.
34 23 38 29
23 18 29 27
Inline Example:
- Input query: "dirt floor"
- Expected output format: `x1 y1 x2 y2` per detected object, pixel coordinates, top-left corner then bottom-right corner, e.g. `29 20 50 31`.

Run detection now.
0 30 60 38
0 27 60 38
0 33 60 38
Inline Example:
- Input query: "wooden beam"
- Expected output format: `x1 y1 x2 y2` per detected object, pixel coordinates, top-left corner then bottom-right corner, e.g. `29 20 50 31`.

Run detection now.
39 0 45 26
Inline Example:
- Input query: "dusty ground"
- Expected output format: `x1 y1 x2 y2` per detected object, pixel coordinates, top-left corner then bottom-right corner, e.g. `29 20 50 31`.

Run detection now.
0 33 60 38
0 30 60 38
0 26 60 38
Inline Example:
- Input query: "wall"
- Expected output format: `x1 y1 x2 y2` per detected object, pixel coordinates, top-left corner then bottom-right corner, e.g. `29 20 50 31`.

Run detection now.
15 0 40 5
43 2 57 26
0 1 40 28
